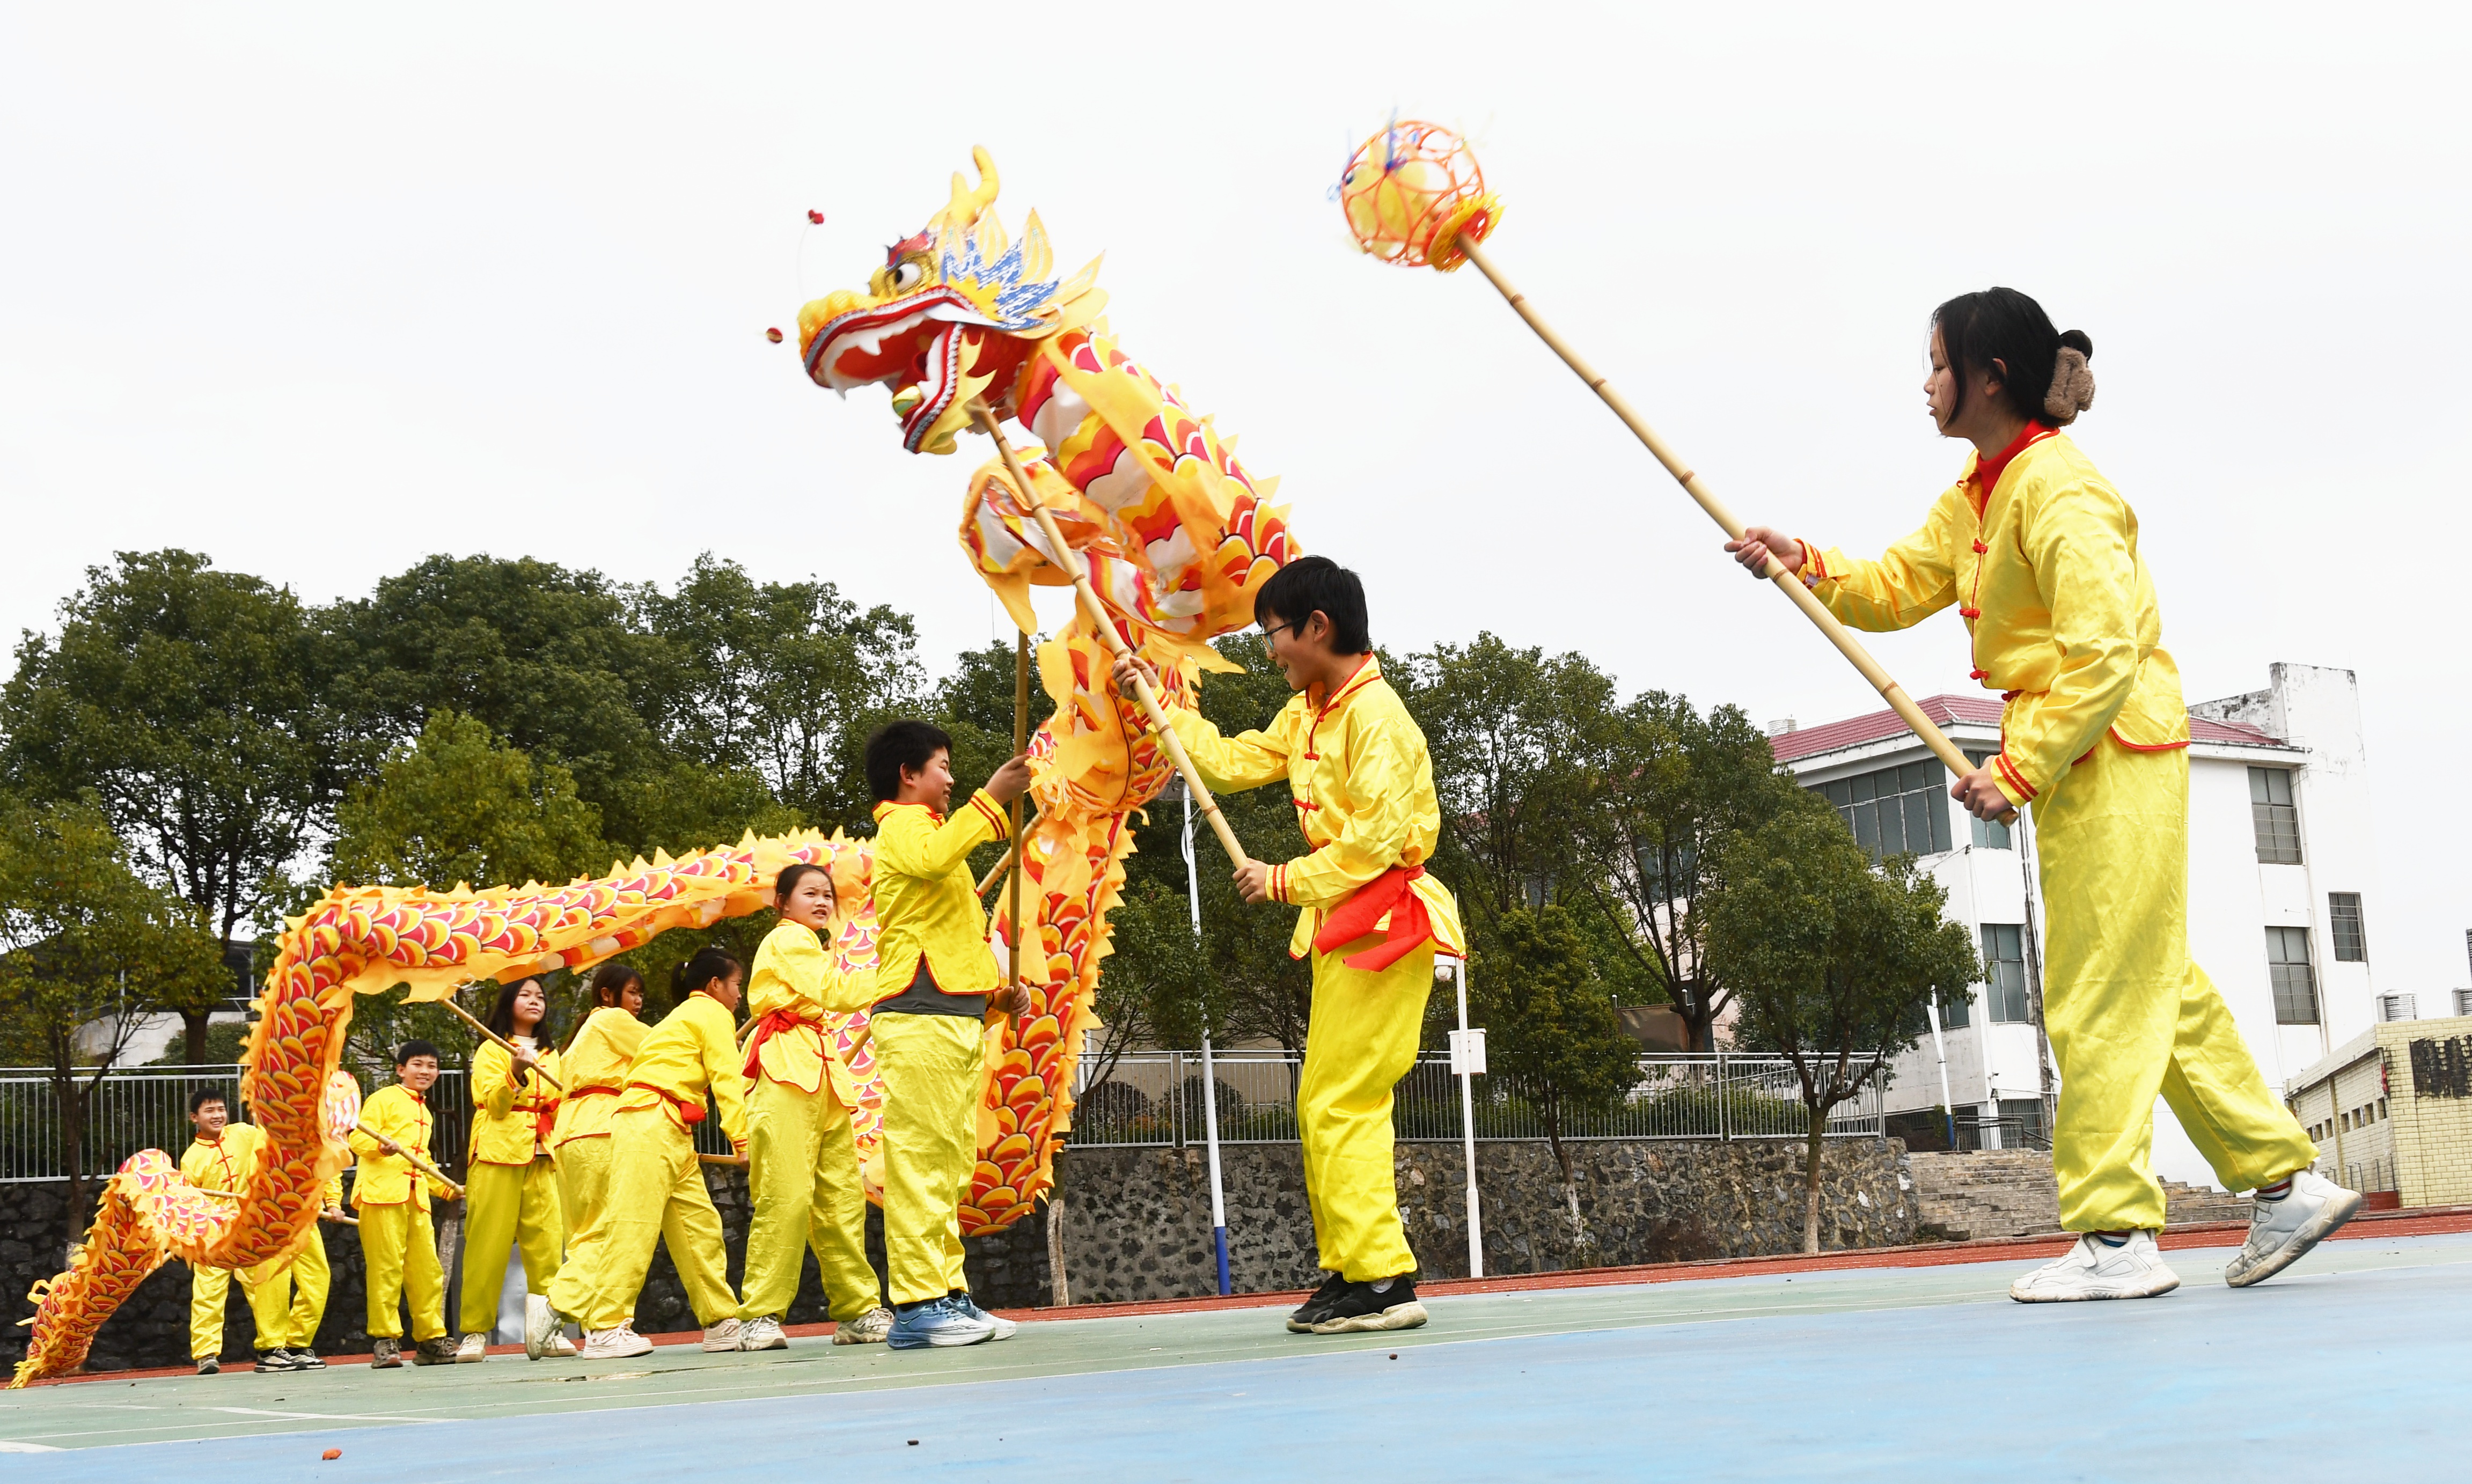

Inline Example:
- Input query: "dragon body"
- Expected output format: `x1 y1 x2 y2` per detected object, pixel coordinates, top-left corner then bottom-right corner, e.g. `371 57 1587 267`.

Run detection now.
798 148 1295 1232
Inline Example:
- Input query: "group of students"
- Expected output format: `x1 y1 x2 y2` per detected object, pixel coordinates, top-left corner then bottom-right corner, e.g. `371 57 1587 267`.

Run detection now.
186 285 2371 1376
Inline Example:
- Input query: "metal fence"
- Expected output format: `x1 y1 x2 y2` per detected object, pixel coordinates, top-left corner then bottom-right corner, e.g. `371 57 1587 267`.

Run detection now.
1067 1051 1885 1148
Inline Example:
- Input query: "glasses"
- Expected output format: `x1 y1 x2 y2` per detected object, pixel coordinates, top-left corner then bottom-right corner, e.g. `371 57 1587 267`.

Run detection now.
1257 620 1302 643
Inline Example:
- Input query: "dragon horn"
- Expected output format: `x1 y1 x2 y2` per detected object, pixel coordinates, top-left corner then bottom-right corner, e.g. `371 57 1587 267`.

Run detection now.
943 145 1001 230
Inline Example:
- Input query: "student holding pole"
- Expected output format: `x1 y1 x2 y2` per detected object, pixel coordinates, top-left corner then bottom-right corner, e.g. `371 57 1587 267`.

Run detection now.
349 1040 461 1368
453 975 567 1360
1726 289 2357 1299
737 860 894 1350
180 1088 341 1374
547 964 648 1328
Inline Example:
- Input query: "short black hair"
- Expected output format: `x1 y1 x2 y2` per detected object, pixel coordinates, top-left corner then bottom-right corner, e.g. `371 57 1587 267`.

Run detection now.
672 945 743 1000
1252 556 1370 655
864 720 953 803
394 1038 442 1067
1932 288 2092 428
188 1087 229 1115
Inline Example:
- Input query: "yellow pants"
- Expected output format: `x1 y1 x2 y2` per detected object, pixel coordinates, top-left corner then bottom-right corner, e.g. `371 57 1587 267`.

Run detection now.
873 1013 981 1307
458 1157 566 1334
2035 736 2319 1231
739 1073 881 1323
545 1107 734 1332
359 1202 447 1341
553 1136 615 1259
1299 938 1433 1281
187 1231 331 1358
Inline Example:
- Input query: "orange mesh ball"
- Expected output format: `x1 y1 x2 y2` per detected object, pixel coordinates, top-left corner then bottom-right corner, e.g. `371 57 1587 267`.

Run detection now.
1338 120 1502 272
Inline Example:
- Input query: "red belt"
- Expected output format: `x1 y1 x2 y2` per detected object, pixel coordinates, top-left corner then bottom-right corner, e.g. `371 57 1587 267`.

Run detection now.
627 1081 707 1125
1314 864 1435 972
742 1008 821 1081
517 1098 560 1146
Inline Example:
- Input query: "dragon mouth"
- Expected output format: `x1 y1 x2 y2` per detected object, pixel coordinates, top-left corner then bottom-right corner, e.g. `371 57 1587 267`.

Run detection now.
806 288 996 452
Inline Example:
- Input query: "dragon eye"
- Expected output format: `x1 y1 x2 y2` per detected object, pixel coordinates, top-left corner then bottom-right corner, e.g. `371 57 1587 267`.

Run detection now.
890 259 927 292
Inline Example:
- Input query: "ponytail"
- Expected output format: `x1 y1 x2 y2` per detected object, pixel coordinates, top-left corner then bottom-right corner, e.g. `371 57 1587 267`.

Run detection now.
672 945 742 1002
562 962 645 1051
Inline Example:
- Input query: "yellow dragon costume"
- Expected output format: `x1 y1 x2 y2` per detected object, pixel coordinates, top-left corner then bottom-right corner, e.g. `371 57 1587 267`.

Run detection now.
795 148 1295 1237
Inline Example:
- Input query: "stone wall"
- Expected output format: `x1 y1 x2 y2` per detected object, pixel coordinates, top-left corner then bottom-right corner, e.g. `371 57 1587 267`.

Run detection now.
4 1137 1908 1371
1050 1138 1918 1305
1907 1150 2253 1240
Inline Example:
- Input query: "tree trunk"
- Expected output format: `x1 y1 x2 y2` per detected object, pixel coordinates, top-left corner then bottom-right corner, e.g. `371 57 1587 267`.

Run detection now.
1544 1091 1589 1252
182 1008 213 1067
56 1075 89 1254
1801 1101 1829 1255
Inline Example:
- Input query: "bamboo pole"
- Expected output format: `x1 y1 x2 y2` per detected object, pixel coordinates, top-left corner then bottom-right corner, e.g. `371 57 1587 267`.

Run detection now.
966 400 1254 866
1006 627 1030 1000
355 1121 465 1200
698 1152 748 1169
1455 237 2014 825
442 996 565 1091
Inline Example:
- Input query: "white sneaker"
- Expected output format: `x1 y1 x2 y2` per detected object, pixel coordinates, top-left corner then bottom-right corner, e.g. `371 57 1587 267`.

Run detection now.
453 1332 488 1363
2008 1231 2182 1302
739 1316 787 1351
546 1332 578 1358
701 1318 745 1353
523 1295 568 1361
833 1306 895 1346
2226 1171 2362 1288
950 1292 1017 1340
578 1324 652 1360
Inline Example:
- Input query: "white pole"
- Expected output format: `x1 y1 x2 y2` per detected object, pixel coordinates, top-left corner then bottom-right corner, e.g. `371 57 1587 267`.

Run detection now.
1448 957 1483 1279
1185 786 1231 1295
1926 998 1955 1151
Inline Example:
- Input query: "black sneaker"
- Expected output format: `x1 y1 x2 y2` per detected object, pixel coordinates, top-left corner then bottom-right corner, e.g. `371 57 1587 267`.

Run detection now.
1285 1273 1352 1333
1310 1275 1429 1334
253 1348 300 1373
195 1356 221 1376
288 1348 327 1371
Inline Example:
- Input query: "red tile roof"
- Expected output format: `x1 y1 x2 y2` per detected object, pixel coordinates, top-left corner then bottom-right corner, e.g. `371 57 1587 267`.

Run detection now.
1767 693 2287 764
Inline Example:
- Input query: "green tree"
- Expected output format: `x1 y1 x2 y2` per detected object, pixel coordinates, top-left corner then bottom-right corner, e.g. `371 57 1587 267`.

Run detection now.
0 794 228 1241
0 550 338 1063
1576 694 1803 1052
328 710 607 892
1708 811 1980 1253
1080 876 1226 1096
1473 905 1645 1248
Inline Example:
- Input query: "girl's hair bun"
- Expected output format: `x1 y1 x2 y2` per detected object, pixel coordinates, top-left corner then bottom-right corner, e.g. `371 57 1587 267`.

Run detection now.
2058 328 2093 359
2044 330 2096 424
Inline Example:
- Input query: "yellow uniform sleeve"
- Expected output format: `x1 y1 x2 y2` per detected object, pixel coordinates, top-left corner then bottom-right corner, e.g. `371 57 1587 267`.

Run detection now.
1274 711 1425 909
876 790 1009 881
474 1041 519 1120
1805 486 1969 633
1164 704 1298 794
324 1169 347 1209
1994 478 2147 802
696 997 751 1149
178 1141 212 1187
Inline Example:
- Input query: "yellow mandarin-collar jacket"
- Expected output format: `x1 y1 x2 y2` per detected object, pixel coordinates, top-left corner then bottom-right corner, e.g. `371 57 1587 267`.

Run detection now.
747 920 875 1101
552 1007 645 1149
467 1039 563 1166
1802 432 2188 806
1165 657 1465 960
347 1084 456 1210
869 792 1010 1000
615 991 749 1148
181 1125 347 1209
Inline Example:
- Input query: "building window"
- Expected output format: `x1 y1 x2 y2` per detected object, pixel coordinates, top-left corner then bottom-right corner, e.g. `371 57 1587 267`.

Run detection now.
1981 924 2031 1023
2329 893 2367 962
2457 988 2472 1019
2378 994 2416 1023
2249 767 2302 864
1817 760 1953 859
2266 925 2319 1024
1939 986 1972 1031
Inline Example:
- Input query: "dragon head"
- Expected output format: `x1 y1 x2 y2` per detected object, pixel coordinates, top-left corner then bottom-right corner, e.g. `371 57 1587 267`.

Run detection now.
798 147 1105 454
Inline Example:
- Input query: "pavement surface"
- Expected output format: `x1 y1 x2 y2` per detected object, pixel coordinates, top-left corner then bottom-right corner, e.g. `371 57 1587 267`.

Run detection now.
5 1228 2467 1481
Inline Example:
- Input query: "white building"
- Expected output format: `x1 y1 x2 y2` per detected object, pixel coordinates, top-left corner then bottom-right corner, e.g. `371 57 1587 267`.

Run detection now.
1770 663 2383 1191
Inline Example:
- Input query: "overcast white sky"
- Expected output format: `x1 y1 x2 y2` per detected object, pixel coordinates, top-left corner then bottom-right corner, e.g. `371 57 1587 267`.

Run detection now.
4 4 2466 995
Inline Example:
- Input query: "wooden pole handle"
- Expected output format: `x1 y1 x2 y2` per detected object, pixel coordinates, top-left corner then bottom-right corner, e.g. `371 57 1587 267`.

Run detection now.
1007 627 1031 996
355 1120 464 1200
1455 237 2016 827
966 401 1253 870
698 1152 748 1169
443 996 566 1091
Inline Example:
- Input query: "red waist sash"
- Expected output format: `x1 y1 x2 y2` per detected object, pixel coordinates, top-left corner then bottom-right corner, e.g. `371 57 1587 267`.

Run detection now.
742 1008 822 1081
626 1080 707 1125
1313 864 1435 972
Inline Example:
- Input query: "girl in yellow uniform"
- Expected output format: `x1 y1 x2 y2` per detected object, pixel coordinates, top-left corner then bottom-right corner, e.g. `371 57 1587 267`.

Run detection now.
453 975 567 1361
550 965 648 1283
1729 287 2357 1301
737 861 893 1349
1114 556 1463 1336
862 720 1030 1350
529 947 749 1359
349 1040 460 1367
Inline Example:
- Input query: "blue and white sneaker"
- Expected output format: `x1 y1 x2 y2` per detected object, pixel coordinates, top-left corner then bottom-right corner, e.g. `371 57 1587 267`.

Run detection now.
948 1290 1016 1341
885 1297 996 1350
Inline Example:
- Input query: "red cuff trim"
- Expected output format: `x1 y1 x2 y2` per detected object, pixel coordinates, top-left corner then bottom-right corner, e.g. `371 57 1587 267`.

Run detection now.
969 794 1008 837
1994 752 2037 802
1797 540 1829 582
1270 864 1289 903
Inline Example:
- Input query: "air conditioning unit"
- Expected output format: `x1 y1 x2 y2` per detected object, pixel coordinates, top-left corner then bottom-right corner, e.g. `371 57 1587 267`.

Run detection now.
2455 987 2472 1018
2377 994 2417 1023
